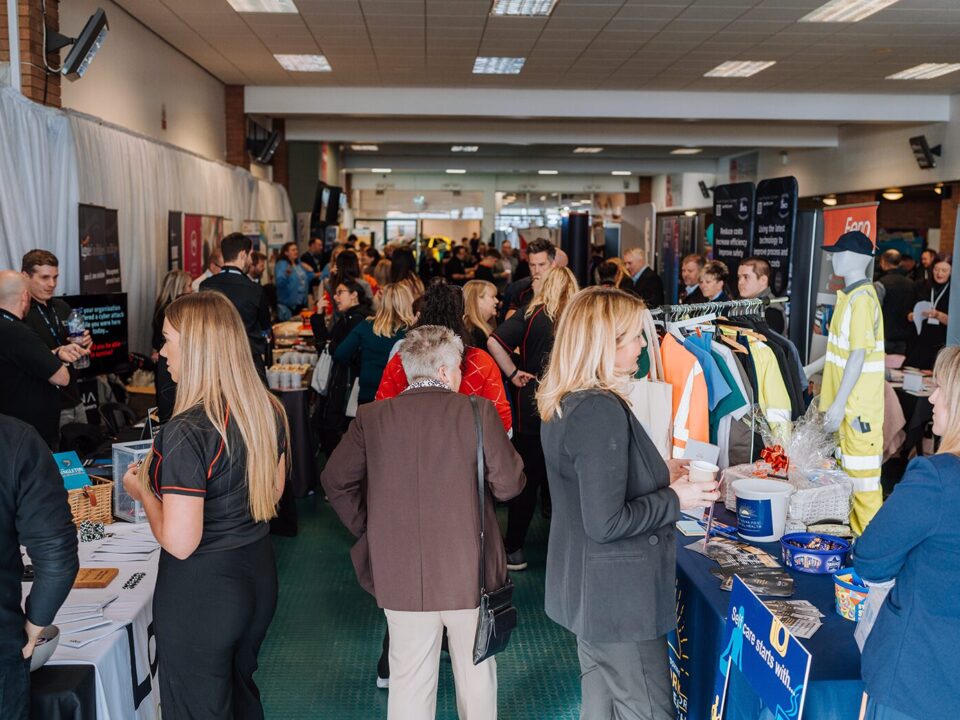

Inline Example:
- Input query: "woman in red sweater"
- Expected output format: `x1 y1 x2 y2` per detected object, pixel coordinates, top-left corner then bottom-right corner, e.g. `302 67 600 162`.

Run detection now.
375 282 512 434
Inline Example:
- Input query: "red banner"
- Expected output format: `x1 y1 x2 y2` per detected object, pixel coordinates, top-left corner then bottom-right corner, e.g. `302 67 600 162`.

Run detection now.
182 214 203 279
822 203 878 247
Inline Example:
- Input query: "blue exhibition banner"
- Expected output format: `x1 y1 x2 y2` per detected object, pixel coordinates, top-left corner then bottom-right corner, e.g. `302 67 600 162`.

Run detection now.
711 575 811 720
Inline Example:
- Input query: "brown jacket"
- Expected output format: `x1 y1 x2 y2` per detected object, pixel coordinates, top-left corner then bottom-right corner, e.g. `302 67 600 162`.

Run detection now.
321 386 525 612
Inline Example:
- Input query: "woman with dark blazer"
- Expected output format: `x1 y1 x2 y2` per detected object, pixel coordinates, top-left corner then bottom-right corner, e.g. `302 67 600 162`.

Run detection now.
312 278 373 454
853 346 960 720
537 287 719 719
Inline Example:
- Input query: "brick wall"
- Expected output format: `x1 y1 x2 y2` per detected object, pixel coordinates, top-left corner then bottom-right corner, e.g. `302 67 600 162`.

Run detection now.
225 85 247 169
940 184 958 258
18 0 61 107
0 7 9 64
878 196 941 231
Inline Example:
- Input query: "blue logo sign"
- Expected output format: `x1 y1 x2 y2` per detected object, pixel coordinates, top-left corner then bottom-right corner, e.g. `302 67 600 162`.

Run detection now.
54 451 91 491
711 576 811 720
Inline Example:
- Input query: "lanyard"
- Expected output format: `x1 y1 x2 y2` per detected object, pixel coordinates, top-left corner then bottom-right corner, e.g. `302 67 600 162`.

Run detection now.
0 309 17 323
931 282 949 307
34 302 63 341
221 267 244 276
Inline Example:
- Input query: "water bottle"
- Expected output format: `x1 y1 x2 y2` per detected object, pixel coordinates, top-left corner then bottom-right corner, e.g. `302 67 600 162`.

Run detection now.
66 309 91 369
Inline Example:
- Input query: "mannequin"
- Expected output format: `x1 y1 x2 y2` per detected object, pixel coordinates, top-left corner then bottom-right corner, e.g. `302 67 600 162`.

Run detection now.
805 232 885 535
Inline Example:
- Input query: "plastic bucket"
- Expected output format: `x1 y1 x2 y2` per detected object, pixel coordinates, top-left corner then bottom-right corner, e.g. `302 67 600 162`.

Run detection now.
834 569 869 621
732 478 793 542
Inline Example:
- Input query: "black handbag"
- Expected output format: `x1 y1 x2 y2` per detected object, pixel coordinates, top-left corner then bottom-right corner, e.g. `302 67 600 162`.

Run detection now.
469 396 518 665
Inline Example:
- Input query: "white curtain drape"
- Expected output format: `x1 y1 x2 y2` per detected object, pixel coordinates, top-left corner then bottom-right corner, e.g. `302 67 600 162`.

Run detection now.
0 87 79 291
0 87 293 353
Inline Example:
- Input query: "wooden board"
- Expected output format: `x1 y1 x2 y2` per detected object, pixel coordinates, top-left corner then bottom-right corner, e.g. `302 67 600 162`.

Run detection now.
73 567 119 589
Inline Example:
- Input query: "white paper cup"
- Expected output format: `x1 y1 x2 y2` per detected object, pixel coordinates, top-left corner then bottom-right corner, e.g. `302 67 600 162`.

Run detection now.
267 371 281 389
689 461 719 484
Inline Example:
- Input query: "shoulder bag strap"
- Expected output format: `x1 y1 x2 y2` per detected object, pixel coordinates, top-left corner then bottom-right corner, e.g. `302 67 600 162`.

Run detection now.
469 396 486 596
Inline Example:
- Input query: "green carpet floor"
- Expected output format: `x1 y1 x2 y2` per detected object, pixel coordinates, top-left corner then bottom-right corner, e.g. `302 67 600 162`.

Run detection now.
257 496 582 719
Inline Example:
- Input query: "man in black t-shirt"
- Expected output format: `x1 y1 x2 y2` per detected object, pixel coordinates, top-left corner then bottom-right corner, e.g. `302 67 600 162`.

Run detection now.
0 272 75 449
21 250 93 427
443 245 470 286
200 233 272 382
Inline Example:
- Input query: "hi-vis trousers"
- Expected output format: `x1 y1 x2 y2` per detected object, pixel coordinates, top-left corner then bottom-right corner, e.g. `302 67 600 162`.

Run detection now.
839 414 883 536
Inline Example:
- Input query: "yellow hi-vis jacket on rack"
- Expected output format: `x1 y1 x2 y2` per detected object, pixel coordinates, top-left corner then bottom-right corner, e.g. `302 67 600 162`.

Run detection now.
747 339 793 446
819 280 885 536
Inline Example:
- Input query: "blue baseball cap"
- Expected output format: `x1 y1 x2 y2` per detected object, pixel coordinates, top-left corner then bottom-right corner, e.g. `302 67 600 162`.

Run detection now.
822 230 876 256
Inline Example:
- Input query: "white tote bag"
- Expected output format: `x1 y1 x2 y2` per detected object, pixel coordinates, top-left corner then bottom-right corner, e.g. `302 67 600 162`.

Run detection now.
626 378 674 460
345 379 361 418
311 346 333 395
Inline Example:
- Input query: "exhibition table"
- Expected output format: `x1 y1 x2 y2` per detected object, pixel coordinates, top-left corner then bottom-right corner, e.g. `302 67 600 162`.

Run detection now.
35 523 160 720
673 508 864 720
272 387 316 498
31 664 98 719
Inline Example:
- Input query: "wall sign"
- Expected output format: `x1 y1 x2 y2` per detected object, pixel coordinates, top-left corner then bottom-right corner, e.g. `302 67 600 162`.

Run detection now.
713 182 756 277
712 575 811 720
752 177 798 296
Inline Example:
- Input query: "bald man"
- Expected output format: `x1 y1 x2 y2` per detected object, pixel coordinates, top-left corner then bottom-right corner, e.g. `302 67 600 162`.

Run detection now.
623 248 664 307
0 271 74 449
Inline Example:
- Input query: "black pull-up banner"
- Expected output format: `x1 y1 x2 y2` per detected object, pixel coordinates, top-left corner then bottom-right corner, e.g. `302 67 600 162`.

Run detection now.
712 182 755 277
752 176 798 296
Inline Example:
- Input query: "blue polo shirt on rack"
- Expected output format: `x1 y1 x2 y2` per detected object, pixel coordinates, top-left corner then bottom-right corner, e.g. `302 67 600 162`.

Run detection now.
682 332 731 411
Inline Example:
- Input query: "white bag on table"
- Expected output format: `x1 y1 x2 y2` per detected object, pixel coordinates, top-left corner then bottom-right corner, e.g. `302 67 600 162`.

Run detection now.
345 379 360 417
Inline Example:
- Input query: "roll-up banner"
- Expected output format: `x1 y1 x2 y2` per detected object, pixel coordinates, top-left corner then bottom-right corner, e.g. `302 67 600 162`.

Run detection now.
79 204 122 294
168 212 182 270
752 177 798 296
713 182 756 277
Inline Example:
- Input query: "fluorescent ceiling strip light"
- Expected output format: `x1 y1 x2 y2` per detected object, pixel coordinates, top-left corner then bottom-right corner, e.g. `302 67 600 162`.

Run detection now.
611 171 632 176
573 147 604 154
227 0 298 13
275 54 331 72
350 144 379 151
446 169 467 174
451 145 479 152
473 57 525 74
490 0 557 17
371 168 392 173
800 0 899 23
671 148 703 155
887 63 960 80
538 170 559 175
705 60 775 78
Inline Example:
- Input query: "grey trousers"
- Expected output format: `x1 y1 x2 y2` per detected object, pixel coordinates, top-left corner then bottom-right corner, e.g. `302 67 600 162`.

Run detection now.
577 636 674 720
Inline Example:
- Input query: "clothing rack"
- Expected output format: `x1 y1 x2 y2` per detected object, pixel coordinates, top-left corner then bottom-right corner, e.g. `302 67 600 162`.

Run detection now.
650 296 788 320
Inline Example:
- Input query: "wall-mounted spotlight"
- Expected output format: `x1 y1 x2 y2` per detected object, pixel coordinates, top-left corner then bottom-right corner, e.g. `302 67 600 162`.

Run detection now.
909 135 941 169
46 8 109 80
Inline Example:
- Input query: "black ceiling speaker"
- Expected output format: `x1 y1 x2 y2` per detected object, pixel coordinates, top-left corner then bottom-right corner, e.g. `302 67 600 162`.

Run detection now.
46 8 109 81
909 135 941 170
699 180 713 199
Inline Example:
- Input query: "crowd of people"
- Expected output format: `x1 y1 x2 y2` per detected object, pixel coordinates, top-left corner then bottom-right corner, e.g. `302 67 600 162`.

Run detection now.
1 232 957 720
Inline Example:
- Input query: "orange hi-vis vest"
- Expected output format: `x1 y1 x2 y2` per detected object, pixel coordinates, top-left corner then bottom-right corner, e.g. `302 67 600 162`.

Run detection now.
661 334 709 458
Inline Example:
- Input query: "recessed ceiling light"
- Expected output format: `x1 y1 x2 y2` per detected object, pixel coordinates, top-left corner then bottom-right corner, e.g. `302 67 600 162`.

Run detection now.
935 183 944 195
882 188 903 201
451 145 479 152
671 148 703 155
611 171 632 176
822 195 838 206
227 0 298 12
275 54 331 72
446 169 467 174
538 170 559 175
887 63 960 80
800 0 899 23
371 168 392 174
473 57 525 75
573 147 604 154
705 60 776 78
350 144 379 151
490 0 557 17
684 210 698 217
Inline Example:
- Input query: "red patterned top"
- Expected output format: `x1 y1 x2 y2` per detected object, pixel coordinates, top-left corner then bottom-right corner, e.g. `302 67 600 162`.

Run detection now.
375 346 512 434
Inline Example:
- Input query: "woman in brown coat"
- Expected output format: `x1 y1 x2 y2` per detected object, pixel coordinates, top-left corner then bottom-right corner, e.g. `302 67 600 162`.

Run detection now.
322 325 525 720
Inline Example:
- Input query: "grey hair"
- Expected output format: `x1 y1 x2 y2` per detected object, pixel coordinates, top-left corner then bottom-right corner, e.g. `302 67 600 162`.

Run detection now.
400 325 464 383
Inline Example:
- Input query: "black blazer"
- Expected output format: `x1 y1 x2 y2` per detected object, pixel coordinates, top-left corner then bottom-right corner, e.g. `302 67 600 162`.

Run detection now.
200 269 271 360
631 267 665 308
540 390 680 643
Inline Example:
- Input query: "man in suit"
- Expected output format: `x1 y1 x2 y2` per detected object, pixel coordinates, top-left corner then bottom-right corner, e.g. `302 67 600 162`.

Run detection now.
679 253 706 304
200 233 272 382
623 248 665 308
874 249 918 355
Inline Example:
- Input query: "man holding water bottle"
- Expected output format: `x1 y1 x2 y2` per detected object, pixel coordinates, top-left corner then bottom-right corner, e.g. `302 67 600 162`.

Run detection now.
20 251 92 428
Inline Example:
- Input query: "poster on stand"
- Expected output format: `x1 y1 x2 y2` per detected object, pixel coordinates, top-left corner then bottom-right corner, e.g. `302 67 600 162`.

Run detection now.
61 293 129 378
267 221 290 252
242 220 267 253
659 216 682 304
78 205 122 294
167 212 182 271
712 575 811 720
296 212 312 246
752 177 798 296
182 215 203 278
200 216 223 265
713 182 756 277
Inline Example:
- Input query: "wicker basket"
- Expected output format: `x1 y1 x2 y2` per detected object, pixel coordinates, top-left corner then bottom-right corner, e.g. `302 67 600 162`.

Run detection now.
723 463 853 527
67 476 114 526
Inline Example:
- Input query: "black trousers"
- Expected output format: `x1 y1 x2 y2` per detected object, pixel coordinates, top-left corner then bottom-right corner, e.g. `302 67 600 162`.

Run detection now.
153 535 277 720
505 432 548 553
577 635 673 720
0 654 29 720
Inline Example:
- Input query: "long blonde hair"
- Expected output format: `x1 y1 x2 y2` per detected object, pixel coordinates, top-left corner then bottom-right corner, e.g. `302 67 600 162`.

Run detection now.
933 346 960 455
537 287 646 421
154 270 192 315
526 266 579 321
144 293 290 522
463 280 497 337
372 282 416 337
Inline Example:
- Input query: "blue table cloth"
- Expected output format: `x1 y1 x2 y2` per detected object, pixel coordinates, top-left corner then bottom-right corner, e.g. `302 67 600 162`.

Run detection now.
670 507 864 720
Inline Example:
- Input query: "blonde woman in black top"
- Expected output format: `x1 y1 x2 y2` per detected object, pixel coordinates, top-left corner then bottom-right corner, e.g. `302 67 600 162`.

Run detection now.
123 292 289 720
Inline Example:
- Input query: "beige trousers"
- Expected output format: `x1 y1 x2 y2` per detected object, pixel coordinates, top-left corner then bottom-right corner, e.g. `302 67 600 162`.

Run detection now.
384 607 497 720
